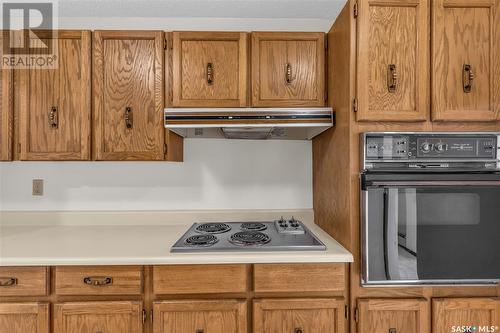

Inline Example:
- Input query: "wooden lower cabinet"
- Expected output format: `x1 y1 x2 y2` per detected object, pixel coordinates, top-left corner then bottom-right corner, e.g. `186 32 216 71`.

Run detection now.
153 300 247 333
0 302 49 333
253 298 345 333
54 301 143 333
357 298 429 333
433 298 500 333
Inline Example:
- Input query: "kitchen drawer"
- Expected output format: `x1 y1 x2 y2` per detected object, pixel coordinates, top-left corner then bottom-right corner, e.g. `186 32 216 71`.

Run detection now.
153 264 249 294
0 267 49 296
253 263 345 293
55 266 143 295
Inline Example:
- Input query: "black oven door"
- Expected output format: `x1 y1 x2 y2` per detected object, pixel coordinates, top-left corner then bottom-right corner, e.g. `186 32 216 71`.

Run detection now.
361 172 500 285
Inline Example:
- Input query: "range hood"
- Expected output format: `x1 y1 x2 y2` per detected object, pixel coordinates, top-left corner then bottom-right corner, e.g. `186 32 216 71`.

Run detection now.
164 107 334 140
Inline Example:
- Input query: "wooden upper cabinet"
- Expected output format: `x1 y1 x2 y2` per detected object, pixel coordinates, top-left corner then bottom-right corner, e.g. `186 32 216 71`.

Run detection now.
18 30 91 160
433 298 500 333
0 33 13 161
357 298 429 333
173 32 247 107
0 303 49 333
432 0 499 121
253 298 344 333
251 32 325 107
54 301 143 333
93 31 165 160
356 0 429 121
153 300 247 333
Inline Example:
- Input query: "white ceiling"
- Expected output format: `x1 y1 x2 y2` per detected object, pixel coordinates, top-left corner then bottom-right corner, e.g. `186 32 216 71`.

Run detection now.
56 0 347 31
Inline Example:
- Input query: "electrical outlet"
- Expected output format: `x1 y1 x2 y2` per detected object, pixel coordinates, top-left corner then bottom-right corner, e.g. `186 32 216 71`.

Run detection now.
32 179 44 196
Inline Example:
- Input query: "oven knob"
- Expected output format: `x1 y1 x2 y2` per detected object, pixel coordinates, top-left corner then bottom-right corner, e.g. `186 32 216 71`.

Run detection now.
435 143 448 152
420 142 433 153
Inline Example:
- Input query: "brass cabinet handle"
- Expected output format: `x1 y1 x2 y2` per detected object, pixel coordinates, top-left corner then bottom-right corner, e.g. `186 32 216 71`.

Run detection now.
196 329 204 333
0 277 17 287
389 329 397 333
206 63 214 85
83 276 113 286
49 106 58 128
125 107 133 129
285 63 294 84
387 64 397 93
294 328 303 333
463 64 474 93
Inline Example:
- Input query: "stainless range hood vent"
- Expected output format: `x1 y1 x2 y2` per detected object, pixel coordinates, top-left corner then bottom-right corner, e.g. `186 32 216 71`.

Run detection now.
164 107 334 140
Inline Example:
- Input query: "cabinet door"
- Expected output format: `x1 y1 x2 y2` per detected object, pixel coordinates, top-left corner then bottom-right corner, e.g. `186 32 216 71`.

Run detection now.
0 303 49 333
173 32 247 107
251 32 325 107
253 298 344 333
54 301 143 333
18 30 91 160
0 33 13 161
153 300 246 333
433 298 499 333
432 0 499 121
356 0 429 121
357 298 429 333
93 31 164 160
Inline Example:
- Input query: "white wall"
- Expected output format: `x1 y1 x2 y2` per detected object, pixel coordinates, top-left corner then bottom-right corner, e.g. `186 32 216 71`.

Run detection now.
0 139 312 211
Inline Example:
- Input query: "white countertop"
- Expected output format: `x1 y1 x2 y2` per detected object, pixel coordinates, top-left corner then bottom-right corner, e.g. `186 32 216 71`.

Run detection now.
0 210 353 266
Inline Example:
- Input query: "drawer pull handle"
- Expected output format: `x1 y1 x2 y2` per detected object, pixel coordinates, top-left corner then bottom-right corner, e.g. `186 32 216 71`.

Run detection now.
196 329 204 333
285 63 294 84
125 107 133 129
83 276 113 286
0 277 17 287
49 106 58 128
463 64 474 93
387 64 397 93
294 328 303 333
206 63 214 85
389 329 397 333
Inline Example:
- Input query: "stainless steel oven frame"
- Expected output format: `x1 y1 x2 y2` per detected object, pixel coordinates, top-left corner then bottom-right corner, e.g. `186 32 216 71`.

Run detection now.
360 132 500 286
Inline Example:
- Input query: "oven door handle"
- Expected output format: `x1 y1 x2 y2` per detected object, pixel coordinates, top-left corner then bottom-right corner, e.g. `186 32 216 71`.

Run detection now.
368 180 500 187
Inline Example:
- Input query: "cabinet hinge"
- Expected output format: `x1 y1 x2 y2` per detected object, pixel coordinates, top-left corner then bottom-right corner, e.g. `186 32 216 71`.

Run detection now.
353 1 359 18
345 305 349 320
150 310 153 323
164 143 168 155
352 98 358 113
17 143 21 153
164 38 168 50
354 308 359 323
142 309 146 324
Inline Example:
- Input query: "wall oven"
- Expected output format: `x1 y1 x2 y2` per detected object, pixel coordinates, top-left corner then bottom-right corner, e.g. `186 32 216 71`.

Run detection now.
361 132 500 286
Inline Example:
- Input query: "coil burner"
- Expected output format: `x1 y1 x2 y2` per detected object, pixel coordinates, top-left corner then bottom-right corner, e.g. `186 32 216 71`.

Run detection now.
229 231 271 247
240 222 267 231
195 223 231 234
184 234 218 247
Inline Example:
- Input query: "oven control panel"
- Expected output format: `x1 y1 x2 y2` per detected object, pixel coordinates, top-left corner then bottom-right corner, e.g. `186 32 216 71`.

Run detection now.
364 133 499 164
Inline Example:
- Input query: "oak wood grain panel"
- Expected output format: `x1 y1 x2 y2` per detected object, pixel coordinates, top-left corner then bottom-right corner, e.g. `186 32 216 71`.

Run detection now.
356 0 429 121
54 301 142 333
251 32 325 107
253 298 345 333
173 32 247 107
0 267 48 297
55 266 143 295
433 298 500 333
432 0 499 121
0 302 49 333
153 264 249 294
18 30 91 160
93 30 165 160
0 33 13 161
358 298 430 333
153 299 247 333
253 263 345 293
